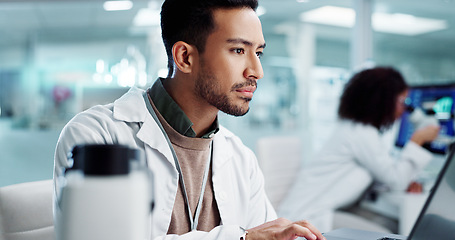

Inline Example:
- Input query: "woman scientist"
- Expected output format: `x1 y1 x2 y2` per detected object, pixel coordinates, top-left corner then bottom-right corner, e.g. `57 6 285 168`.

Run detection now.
278 67 440 232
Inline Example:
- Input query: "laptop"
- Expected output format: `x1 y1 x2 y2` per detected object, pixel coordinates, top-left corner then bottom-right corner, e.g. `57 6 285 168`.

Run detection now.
323 143 455 240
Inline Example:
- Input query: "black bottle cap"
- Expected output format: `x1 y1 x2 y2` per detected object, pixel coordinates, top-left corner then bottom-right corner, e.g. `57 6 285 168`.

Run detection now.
69 144 135 176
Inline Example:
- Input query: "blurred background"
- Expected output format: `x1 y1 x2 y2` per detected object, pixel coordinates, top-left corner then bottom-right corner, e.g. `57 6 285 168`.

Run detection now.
0 0 454 189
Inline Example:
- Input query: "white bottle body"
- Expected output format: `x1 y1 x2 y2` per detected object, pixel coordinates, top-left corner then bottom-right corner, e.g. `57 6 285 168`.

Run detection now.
57 171 150 240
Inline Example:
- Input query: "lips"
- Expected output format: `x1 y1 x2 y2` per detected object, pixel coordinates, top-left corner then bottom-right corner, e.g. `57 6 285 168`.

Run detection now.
237 86 256 93
236 86 256 98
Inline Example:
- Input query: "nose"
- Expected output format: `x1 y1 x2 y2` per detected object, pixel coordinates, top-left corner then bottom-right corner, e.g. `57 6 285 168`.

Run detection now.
244 53 264 80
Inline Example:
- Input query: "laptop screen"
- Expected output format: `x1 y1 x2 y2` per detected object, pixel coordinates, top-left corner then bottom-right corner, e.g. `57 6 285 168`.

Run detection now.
409 144 455 239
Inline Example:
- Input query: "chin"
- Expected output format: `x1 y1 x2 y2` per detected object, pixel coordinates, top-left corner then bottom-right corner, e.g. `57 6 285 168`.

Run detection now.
237 104 251 116
223 105 250 117
231 109 249 117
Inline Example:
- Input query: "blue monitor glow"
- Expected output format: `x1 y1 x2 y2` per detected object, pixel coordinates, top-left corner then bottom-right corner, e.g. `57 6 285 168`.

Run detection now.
395 84 455 154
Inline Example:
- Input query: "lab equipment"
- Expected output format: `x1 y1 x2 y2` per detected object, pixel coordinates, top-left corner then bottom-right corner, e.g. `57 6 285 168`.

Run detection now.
408 107 439 130
396 84 455 154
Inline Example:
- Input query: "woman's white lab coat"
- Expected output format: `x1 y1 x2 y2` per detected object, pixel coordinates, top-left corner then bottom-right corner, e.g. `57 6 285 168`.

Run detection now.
53 87 276 240
278 120 432 232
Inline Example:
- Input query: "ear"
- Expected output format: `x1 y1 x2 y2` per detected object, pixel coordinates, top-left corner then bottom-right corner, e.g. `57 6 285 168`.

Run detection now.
172 41 198 74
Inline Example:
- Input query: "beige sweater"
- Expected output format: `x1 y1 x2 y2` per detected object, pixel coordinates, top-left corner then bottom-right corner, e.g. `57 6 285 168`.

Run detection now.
152 102 221 235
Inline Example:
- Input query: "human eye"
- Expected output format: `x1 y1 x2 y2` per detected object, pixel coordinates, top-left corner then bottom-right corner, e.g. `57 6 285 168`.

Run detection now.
232 48 245 54
256 51 264 59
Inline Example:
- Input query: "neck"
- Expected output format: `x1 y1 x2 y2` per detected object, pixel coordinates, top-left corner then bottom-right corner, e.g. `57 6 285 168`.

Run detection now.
163 76 218 137
188 108 218 138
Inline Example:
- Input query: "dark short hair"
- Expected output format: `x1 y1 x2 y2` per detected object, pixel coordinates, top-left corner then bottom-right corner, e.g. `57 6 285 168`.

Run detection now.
160 0 259 77
338 67 409 131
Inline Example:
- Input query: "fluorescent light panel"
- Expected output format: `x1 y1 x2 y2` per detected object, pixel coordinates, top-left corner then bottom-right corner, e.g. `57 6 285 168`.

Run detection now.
300 6 448 36
301 6 354 28
133 8 160 26
103 0 133 11
373 12 447 35
133 1 161 27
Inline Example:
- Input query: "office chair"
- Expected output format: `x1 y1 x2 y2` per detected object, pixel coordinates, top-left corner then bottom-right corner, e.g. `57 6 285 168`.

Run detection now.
0 180 55 240
256 136 302 209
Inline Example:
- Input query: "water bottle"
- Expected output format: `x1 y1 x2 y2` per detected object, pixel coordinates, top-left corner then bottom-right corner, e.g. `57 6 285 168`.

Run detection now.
56 144 152 240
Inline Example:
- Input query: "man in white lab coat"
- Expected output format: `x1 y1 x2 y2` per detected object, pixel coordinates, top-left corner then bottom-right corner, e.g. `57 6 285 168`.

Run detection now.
53 0 325 239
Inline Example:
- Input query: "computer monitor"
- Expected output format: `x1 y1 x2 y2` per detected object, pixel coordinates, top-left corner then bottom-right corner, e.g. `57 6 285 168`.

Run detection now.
395 84 455 154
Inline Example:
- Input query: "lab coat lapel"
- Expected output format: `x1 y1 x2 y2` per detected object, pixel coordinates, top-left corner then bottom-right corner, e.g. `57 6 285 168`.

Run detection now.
112 87 175 167
211 128 236 224
211 129 234 174
136 116 176 168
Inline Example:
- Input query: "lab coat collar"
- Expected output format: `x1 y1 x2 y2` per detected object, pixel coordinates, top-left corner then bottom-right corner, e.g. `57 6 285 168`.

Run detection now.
112 87 236 171
112 87 147 122
112 87 176 168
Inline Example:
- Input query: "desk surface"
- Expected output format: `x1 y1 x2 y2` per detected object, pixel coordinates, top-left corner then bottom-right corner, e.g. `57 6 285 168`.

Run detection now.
359 150 447 235
361 191 428 235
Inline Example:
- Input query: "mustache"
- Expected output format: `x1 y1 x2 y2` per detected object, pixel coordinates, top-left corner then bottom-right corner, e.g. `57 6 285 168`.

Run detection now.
231 78 257 90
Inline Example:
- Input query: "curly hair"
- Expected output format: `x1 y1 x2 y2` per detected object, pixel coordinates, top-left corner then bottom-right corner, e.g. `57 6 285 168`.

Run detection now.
160 0 259 77
338 67 409 131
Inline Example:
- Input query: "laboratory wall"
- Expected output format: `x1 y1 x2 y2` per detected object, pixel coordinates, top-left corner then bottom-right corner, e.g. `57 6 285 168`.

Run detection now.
1 0 455 188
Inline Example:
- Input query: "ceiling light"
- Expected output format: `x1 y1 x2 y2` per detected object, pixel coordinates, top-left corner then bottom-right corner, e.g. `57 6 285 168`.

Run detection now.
133 1 161 27
133 8 160 26
103 1 133 11
96 59 105 73
300 6 448 36
300 6 355 28
373 13 447 35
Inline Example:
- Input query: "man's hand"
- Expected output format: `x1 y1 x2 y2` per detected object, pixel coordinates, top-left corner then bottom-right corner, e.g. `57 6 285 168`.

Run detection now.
246 218 326 240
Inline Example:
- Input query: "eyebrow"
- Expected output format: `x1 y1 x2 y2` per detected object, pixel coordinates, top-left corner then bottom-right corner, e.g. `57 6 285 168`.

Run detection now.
226 38 266 49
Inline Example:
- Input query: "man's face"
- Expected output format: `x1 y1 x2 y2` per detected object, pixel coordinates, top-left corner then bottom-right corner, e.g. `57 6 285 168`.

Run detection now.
194 7 265 116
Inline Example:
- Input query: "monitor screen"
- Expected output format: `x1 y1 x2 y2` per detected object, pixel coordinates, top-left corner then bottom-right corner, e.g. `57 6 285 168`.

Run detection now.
395 84 455 154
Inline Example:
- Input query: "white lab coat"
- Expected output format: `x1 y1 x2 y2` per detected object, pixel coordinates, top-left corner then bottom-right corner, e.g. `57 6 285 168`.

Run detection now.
278 120 432 232
53 87 277 240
